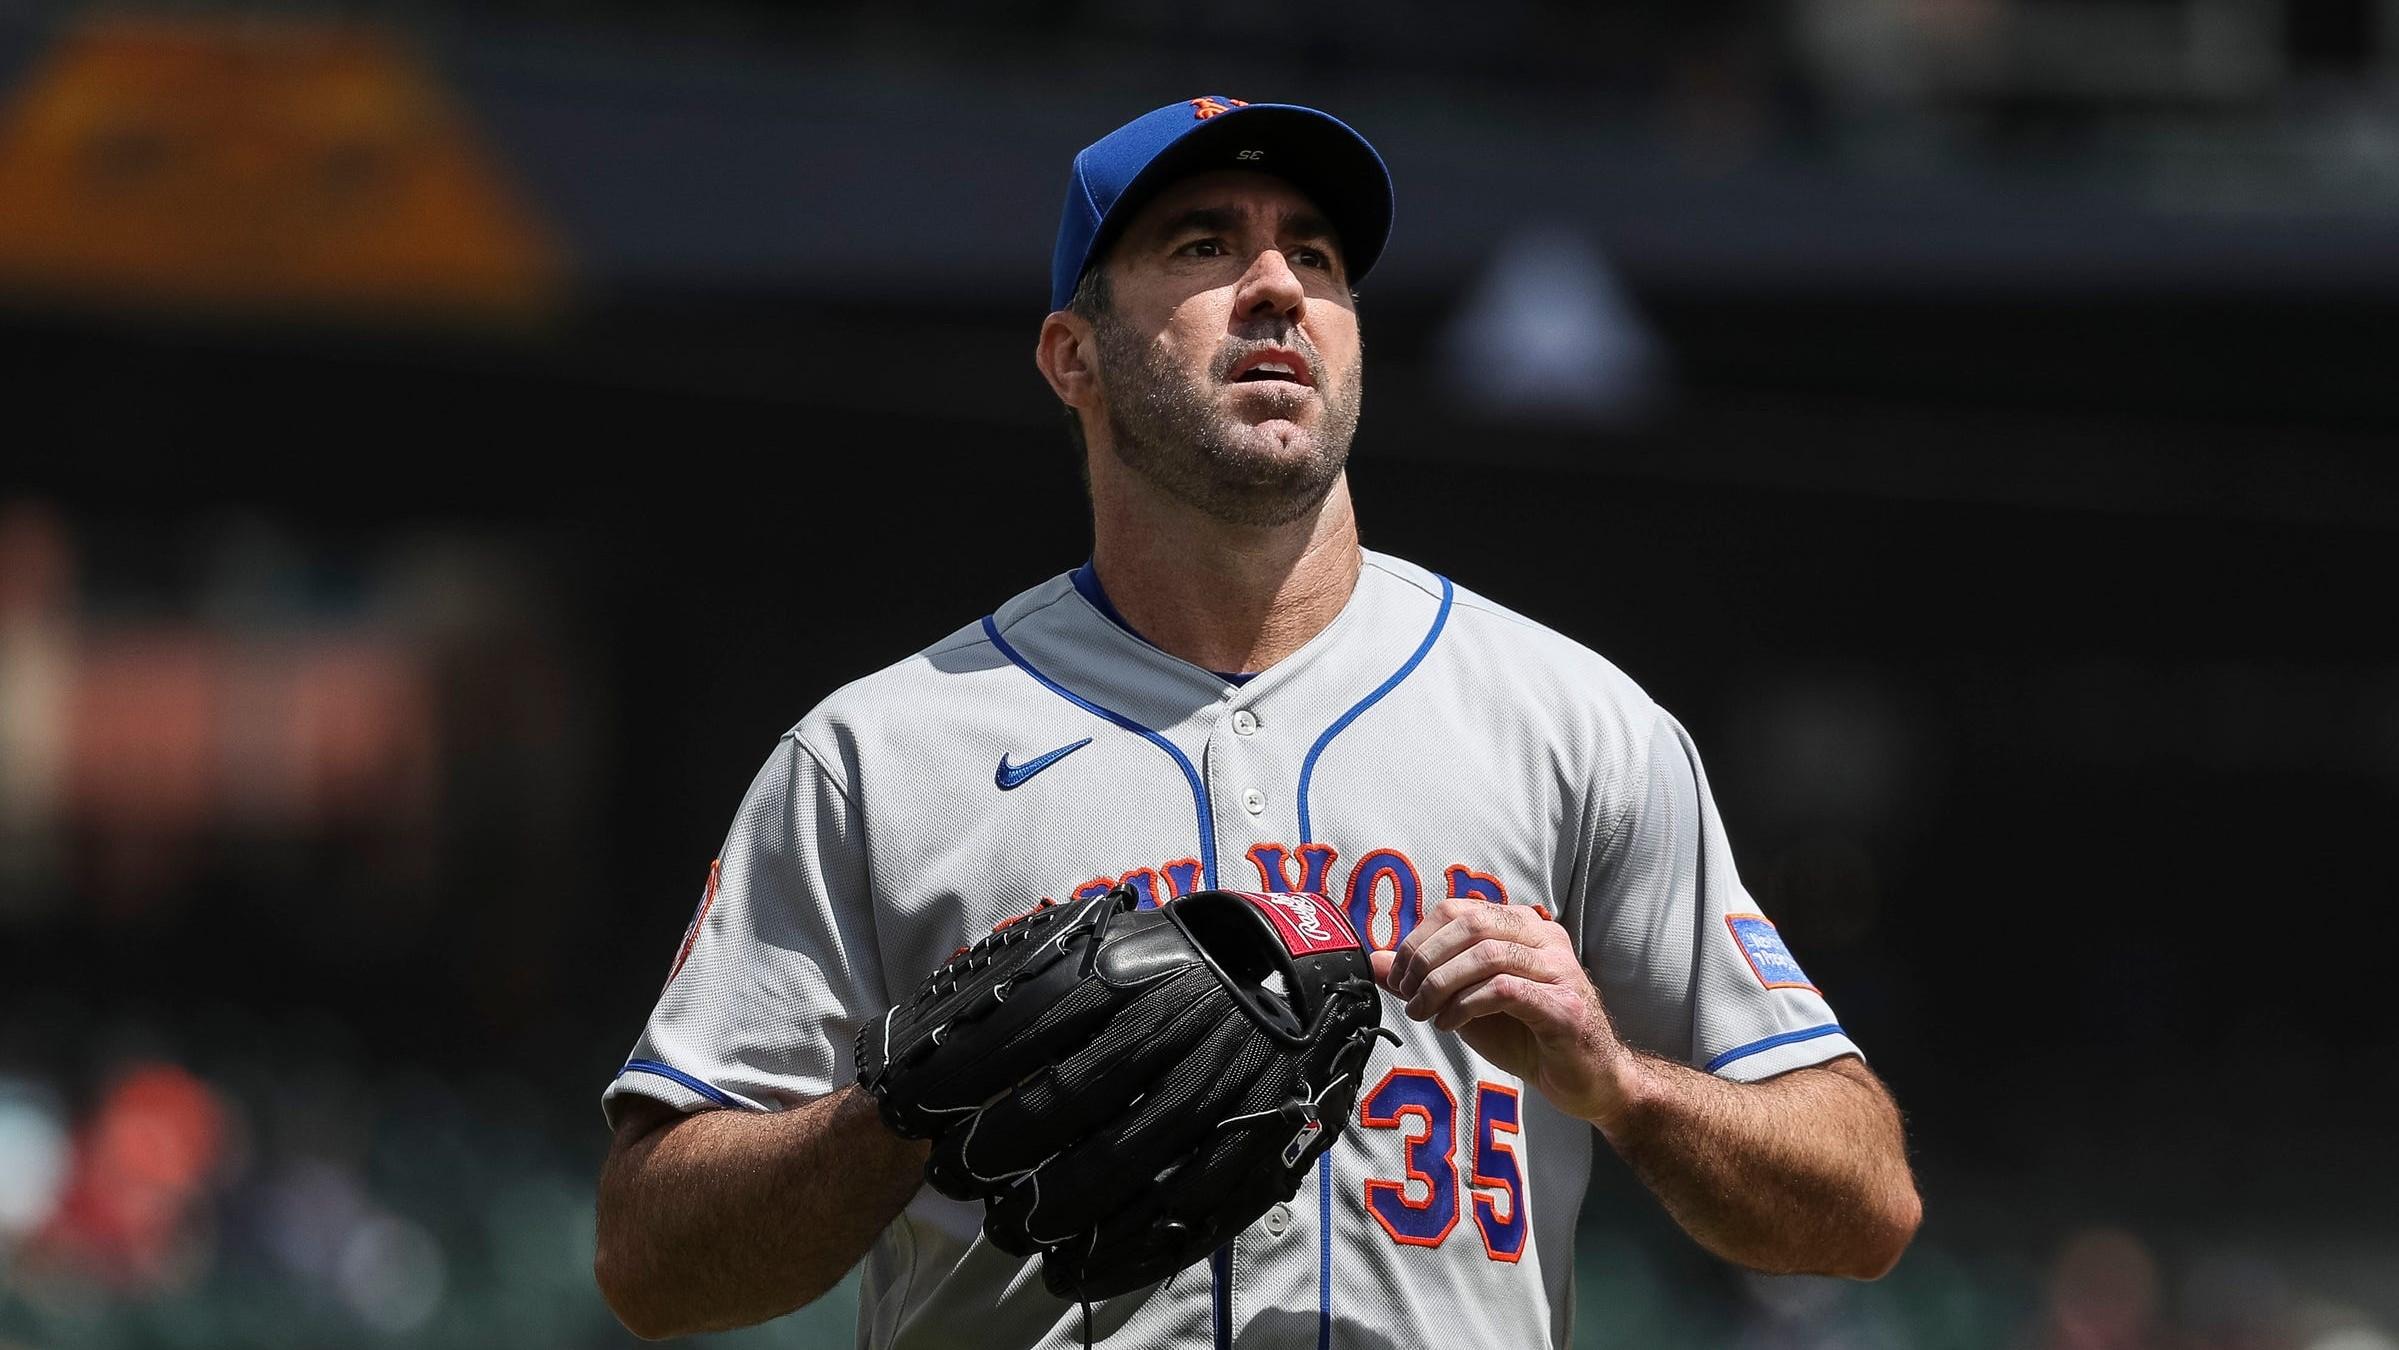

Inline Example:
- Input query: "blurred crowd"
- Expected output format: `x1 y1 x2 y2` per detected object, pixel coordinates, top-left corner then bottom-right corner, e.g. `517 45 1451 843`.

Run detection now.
1 1031 2391 1350
0 1023 795 1349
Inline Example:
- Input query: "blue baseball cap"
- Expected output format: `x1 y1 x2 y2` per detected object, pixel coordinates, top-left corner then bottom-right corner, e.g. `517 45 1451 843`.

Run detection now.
1049 96 1393 313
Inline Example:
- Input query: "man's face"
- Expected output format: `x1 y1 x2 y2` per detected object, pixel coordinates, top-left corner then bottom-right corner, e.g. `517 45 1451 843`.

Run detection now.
1084 170 1364 528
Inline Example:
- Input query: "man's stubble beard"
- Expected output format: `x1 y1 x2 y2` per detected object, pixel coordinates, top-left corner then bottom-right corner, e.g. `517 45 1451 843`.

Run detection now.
1092 308 1363 529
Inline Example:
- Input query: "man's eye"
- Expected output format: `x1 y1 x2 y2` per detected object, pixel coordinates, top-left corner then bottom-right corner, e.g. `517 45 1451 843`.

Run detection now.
1292 248 1332 270
1179 238 1227 257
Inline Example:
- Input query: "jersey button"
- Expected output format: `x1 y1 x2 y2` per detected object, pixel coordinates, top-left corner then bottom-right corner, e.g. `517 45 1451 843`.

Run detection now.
1242 788 1266 815
1232 708 1260 736
1263 1202 1292 1237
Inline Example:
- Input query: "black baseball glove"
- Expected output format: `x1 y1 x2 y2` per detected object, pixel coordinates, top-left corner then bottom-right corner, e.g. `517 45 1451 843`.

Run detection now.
854 883 1394 1302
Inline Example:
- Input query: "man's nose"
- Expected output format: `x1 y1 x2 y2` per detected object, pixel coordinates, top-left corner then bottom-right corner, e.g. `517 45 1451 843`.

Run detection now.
1234 249 1306 325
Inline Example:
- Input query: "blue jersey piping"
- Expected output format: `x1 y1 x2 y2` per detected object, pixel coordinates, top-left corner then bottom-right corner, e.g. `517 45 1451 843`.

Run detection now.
1211 1246 1233 1350
1296 575 1454 843
617 1058 739 1108
983 609 1230 1348
1292 570 1454 1350
1704 1023 1848 1073
1317 1153 1335 1350
1071 561 1257 686
980 615 1218 889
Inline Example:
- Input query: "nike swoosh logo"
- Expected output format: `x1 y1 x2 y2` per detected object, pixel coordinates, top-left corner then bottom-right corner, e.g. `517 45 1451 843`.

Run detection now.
996 738 1093 790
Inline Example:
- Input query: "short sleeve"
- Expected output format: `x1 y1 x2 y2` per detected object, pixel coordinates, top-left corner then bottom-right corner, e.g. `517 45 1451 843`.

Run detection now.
1575 710 1862 1083
602 730 885 1128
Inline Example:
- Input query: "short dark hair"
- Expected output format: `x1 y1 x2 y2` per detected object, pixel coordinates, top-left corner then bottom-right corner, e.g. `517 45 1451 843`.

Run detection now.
1060 264 1111 460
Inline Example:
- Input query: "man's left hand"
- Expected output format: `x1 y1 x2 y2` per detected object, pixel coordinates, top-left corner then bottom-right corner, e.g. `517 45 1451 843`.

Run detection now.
1371 899 1646 1132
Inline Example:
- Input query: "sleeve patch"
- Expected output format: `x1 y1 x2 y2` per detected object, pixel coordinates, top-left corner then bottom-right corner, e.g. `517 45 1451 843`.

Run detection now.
1725 915 1816 992
664 859 721 989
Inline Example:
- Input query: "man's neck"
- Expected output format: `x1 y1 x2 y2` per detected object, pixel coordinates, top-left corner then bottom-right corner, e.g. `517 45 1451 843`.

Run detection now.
1087 471 1363 678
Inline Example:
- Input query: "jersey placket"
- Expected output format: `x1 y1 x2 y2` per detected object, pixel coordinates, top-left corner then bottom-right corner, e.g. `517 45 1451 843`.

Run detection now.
1197 684 1314 1347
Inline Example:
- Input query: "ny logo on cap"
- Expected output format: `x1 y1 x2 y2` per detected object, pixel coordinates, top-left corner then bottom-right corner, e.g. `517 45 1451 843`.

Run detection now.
1190 96 1248 119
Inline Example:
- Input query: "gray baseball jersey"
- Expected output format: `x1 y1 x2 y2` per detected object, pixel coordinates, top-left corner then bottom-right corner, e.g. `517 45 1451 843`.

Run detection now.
605 548 1861 1350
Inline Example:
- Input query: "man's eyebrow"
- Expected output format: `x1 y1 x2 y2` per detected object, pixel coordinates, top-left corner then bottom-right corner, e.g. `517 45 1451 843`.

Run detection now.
1281 212 1339 246
1152 206 1245 240
1150 205 1343 250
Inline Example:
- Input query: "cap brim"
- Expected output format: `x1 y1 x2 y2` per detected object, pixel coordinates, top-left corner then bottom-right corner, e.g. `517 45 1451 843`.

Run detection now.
1089 103 1393 290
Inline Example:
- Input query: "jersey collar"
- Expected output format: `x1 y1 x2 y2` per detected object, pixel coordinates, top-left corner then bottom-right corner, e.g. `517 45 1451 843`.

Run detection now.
1071 559 1260 686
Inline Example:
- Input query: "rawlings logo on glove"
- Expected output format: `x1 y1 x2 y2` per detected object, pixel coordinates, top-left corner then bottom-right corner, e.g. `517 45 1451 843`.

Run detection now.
1246 889 1357 954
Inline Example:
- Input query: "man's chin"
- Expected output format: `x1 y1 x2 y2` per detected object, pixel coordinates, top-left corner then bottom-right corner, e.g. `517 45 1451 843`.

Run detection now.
1121 420 1347 527
1215 411 1323 458
1213 424 1346 496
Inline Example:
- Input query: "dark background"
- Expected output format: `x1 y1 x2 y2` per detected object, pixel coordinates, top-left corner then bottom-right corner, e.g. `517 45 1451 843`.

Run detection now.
2 1 2395 1345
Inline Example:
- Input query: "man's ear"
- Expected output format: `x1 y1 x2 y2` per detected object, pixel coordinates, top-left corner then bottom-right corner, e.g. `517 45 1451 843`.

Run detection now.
1035 311 1100 412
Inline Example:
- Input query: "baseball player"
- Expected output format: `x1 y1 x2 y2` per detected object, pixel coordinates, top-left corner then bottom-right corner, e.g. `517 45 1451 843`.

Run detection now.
595 97 1920 1348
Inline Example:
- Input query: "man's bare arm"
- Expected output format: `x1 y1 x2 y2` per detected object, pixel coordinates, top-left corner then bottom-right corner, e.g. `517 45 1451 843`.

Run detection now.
1377 899 1921 1281
594 1085 929 1340
1601 1053 1919 1278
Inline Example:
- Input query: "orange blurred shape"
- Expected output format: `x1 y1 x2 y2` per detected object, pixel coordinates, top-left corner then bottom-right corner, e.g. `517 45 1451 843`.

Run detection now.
64 632 219 832
0 14 564 319
92 1064 226 1194
288 638 438 826
33 1062 229 1288
65 631 438 836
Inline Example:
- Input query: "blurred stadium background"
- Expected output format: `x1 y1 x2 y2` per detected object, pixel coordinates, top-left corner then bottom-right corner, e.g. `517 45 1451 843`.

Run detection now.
2 0 2396 1345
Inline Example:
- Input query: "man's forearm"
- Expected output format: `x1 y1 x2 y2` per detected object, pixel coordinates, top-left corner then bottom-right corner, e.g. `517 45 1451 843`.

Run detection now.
1600 1055 1920 1280
595 1085 929 1340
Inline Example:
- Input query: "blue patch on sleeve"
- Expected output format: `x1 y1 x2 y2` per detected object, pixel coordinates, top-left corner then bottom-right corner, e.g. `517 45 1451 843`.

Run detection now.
1726 915 1816 991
